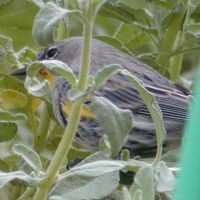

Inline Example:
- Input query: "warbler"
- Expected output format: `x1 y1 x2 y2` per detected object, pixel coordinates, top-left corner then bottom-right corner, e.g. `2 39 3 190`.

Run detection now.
14 37 191 156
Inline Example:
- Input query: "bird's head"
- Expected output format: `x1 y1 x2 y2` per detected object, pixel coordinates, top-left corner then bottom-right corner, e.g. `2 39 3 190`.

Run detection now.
12 37 82 82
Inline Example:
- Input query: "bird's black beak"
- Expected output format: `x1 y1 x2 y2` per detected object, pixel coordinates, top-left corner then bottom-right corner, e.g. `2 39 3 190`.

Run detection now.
11 67 27 76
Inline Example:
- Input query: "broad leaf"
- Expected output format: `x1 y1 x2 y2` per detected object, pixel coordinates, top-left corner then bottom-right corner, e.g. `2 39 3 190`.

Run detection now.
0 171 44 189
156 161 176 193
0 0 39 49
0 75 27 93
93 64 122 90
32 2 82 46
95 35 134 56
100 2 137 23
0 89 27 109
25 60 77 98
67 89 85 102
100 2 152 25
161 2 184 34
75 151 109 166
90 96 133 156
121 70 166 165
12 144 43 174
114 23 152 52
0 109 26 121
49 160 126 200
130 166 155 200
0 122 17 142
27 60 77 86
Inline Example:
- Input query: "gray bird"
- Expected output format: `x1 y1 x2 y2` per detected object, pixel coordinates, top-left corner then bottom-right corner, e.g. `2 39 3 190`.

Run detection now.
36 37 191 156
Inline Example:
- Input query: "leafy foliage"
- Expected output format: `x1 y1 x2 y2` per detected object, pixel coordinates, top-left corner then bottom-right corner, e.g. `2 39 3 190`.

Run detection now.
12 144 43 174
0 0 198 200
90 96 133 156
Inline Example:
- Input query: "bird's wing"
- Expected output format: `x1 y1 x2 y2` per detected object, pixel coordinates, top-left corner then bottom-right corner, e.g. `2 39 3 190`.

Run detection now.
94 72 189 122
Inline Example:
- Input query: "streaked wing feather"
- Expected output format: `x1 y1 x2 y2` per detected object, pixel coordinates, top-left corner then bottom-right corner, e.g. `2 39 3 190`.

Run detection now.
94 73 189 122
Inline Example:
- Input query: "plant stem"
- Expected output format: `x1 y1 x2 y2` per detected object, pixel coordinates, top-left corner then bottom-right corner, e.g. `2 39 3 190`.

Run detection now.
18 187 35 200
36 102 51 152
169 53 183 82
33 8 94 200
78 22 93 90
33 100 83 200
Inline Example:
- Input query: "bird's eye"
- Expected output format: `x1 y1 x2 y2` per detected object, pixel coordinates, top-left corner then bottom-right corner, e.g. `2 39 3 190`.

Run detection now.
46 47 58 59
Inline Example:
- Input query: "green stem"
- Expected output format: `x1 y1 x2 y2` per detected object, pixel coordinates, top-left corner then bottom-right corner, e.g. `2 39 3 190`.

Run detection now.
152 132 163 166
33 8 94 200
17 187 35 200
78 23 93 90
36 102 51 152
33 100 83 200
169 53 183 82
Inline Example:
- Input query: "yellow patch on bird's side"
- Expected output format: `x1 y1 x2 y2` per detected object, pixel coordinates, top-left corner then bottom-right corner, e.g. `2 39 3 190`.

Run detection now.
62 101 96 118
39 69 55 83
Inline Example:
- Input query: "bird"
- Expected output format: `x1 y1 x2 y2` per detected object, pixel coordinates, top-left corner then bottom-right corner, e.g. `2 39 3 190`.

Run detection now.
15 37 192 156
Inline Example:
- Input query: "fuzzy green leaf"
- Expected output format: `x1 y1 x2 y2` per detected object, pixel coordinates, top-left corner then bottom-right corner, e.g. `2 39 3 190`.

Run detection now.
130 166 155 200
48 160 125 200
114 23 152 52
0 89 27 110
32 2 81 46
95 35 134 56
121 70 166 165
25 60 77 98
28 60 76 86
0 75 27 94
0 0 39 49
100 2 137 23
90 96 133 156
0 35 25 74
12 144 43 174
0 171 44 189
0 110 26 121
67 89 85 102
0 123 17 142
100 2 152 25
156 161 176 193
93 64 122 90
